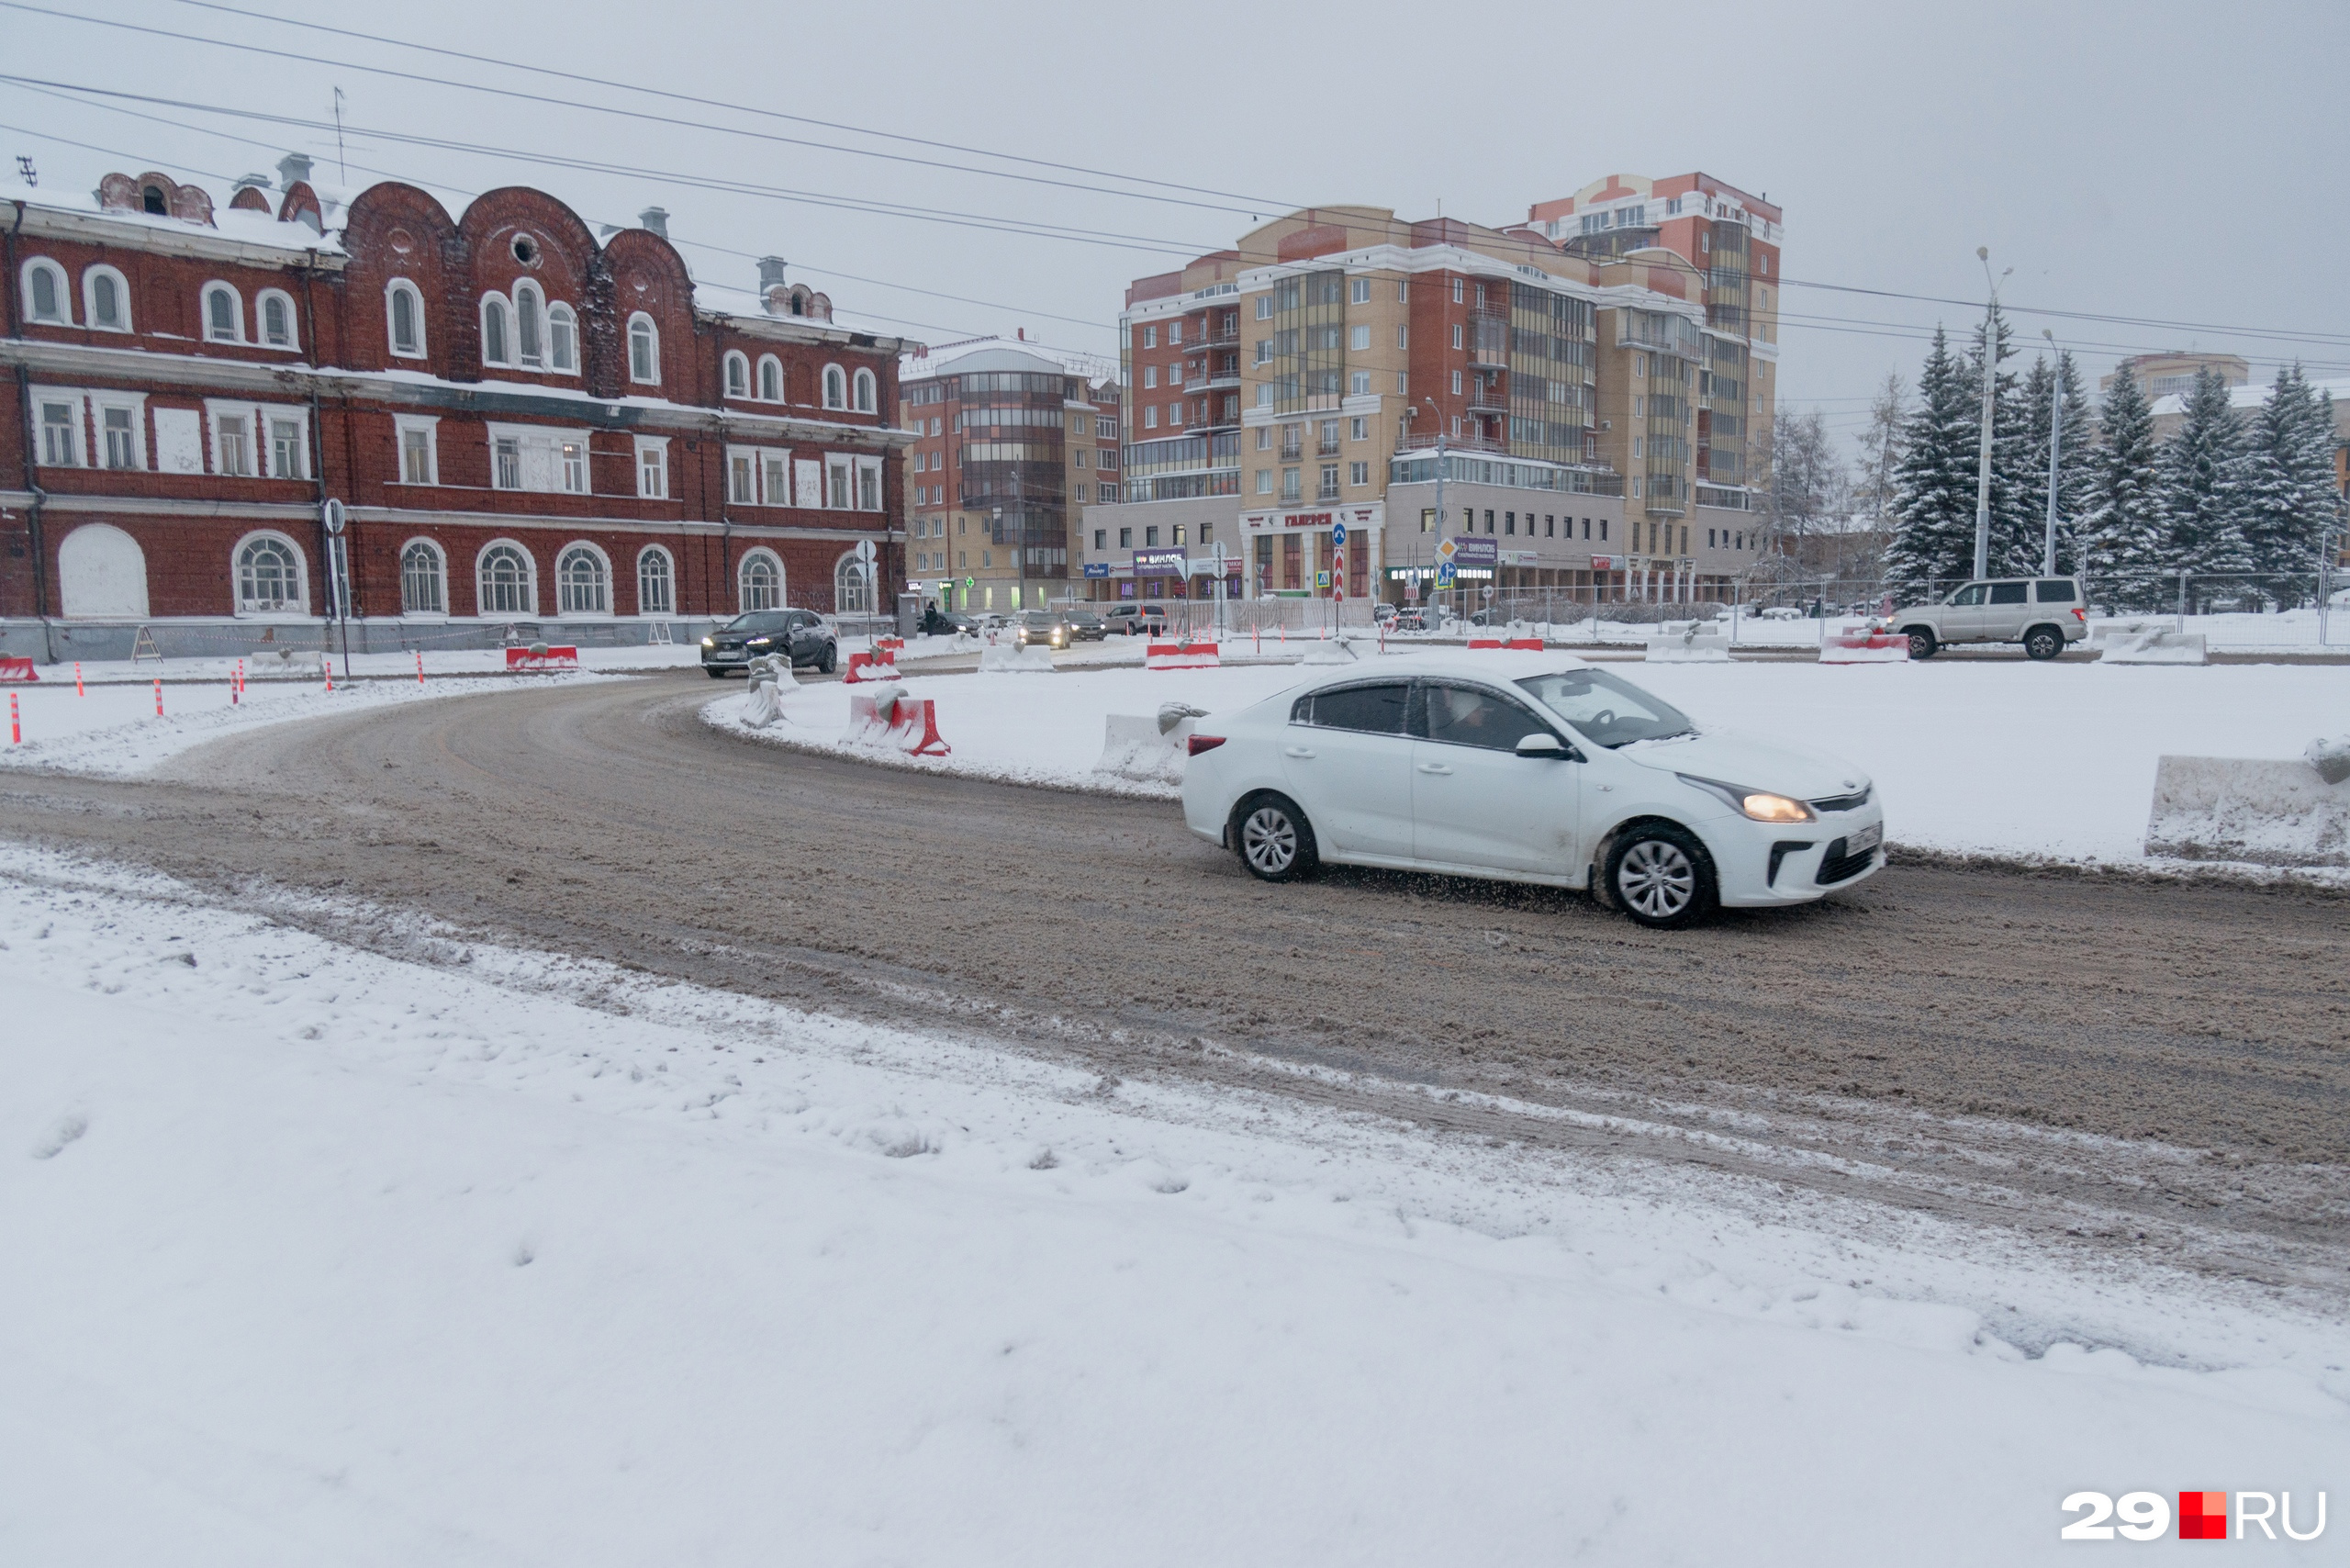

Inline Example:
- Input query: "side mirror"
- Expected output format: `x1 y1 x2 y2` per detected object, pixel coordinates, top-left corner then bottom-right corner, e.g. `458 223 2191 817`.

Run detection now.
1516 733 1569 758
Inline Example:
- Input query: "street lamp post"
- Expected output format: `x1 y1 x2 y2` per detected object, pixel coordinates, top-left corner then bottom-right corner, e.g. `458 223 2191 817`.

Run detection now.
993 504 1009 612
2041 327 2064 577
1973 246 2011 581
1411 396 1449 619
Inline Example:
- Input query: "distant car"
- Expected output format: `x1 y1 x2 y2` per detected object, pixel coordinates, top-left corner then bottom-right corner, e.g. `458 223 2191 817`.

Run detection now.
1890 577 2089 661
941 611 980 636
1104 602 1169 636
701 609 835 678
1062 609 1108 642
1181 654 1885 929
1755 606 1805 622
1015 610 1071 650
1386 606 1427 633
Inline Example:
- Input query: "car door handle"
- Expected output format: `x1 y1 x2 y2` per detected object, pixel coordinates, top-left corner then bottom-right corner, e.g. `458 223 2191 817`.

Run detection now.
1283 746 1316 759
1416 762 1452 775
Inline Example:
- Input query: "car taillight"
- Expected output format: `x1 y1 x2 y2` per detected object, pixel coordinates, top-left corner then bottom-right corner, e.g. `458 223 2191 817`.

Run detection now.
2073 607 2087 622
1187 734 1225 756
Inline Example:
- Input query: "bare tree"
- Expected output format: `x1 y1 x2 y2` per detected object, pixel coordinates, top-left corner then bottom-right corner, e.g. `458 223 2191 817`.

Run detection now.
1756 407 1848 597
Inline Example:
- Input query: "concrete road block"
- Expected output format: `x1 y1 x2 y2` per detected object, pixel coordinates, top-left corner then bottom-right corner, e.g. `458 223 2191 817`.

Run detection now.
978 643 1056 673
1097 712 1195 783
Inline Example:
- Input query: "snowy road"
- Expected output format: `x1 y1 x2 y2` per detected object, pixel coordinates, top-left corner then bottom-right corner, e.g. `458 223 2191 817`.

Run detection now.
2 670 2346 1297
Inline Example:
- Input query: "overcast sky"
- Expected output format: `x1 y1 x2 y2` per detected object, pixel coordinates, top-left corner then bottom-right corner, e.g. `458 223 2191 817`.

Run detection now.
7 0 2346 447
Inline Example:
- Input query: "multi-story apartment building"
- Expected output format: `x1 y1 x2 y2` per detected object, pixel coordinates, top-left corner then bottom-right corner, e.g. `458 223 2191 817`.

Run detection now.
1088 180 1780 611
896 336 1118 613
1 157 912 659
2101 352 2249 402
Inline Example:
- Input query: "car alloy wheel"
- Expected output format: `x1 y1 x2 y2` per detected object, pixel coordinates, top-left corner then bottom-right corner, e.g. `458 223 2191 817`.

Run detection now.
1242 806 1299 876
2024 626 2063 661
1907 630 1937 660
1617 838 1696 921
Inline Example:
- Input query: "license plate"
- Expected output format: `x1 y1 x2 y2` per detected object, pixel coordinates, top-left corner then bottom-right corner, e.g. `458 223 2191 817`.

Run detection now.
1849 823 1883 855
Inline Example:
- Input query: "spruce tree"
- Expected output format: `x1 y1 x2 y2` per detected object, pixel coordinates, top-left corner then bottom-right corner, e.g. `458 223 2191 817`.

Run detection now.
1885 328 1979 600
2080 362 2163 610
2156 367 2252 607
2236 364 2343 604
2016 350 2096 576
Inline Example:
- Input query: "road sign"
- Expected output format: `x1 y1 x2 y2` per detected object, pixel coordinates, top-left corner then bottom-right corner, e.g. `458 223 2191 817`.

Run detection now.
1404 579 1419 600
1436 563 1457 588
1315 570 1331 588
1330 520 1347 548
854 539 877 566
1435 536 1458 562
321 498 346 536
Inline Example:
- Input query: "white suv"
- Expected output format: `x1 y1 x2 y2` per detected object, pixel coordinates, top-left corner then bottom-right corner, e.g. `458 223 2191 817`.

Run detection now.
1892 577 2087 661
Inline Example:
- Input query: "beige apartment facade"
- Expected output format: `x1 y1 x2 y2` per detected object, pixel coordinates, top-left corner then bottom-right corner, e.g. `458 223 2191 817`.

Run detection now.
1088 184 1780 611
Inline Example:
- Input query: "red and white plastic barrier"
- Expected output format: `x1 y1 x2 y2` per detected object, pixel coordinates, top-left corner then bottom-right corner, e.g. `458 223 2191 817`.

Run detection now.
873 635 905 655
844 647 902 683
1465 637 1546 651
1818 626 1909 665
0 656 38 682
505 644 581 672
1145 640 1221 669
845 689 949 756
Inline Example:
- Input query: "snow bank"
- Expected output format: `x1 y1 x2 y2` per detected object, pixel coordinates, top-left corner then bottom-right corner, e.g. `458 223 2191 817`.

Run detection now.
2144 755 2350 867
3 850 2343 1565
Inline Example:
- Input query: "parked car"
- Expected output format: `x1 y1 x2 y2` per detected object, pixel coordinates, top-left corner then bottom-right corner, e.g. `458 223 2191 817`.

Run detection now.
1014 610 1072 650
1755 606 1806 622
1104 602 1169 636
1385 606 1427 633
941 611 980 636
1890 577 2088 660
1061 609 1108 642
701 610 836 677
1181 654 1883 929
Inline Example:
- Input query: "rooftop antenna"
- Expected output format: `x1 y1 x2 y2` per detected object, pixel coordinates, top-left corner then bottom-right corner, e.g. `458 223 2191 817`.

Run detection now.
332 86 347 184
14 155 34 187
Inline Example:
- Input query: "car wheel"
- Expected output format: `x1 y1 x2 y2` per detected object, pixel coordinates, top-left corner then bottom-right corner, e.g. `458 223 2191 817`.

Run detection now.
818 643 837 675
1905 628 1938 660
1234 793 1319 883
1605 823 1717 929
2023 625 2064 661
704 666 729 679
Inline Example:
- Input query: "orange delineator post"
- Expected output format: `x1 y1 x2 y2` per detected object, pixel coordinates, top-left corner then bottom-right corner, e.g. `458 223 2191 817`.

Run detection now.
9 690 18 744
153 678 162 717
75 661 84 697
416 649 426 686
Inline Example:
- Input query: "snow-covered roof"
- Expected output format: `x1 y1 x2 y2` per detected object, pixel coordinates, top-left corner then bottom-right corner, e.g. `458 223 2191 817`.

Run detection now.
900 336 1118 389
0 176 344 256
2149 375 2350 419
688 281 910 346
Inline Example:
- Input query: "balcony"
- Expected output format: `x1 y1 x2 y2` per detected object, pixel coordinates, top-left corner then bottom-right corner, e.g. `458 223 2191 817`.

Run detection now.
1467 377 1508 414
1466 309 1508 369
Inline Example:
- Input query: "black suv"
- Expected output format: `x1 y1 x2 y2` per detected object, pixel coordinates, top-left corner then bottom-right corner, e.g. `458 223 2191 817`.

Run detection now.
701 610 836 677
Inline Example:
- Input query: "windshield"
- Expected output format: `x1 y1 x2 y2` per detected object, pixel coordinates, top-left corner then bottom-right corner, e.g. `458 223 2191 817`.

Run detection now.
1022 612 1058 628
1516 667 1695 748
725 612 794 633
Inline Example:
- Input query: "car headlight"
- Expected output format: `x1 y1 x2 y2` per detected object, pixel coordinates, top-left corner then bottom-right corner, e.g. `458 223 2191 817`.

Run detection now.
1678 775 1817 823
699 636 714 648
746 636 771 646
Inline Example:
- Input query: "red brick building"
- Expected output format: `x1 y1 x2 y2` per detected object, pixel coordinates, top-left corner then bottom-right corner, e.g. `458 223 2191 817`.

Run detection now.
2 158 914 661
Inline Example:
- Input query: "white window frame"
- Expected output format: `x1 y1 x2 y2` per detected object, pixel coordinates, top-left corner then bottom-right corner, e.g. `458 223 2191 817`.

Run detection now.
627 312 660 385
1350 277 1371 305
484 421 596 495
265 410 310 480
386 279 427 358
230 529 310 617
762 448 790 508
834 550 873 614
475 539 539 619
724 350 751 399
92 392 149 472
546 302 577 373
255 288 299 351
202 398 307 478
82 264 131 332
32 387 86 467
635 544 676 616
852 367 877 413
856 455 882 511
634 435 670 498
822 364 846 409
201 282 244 343
21 257 72 325
394 414 440 486
554 541 614 618
756 354 783 402
1348 324 1371 352
737 547 785 611
825 454 854 509
513 281 544 368
397 537 449 619
481 293 512 366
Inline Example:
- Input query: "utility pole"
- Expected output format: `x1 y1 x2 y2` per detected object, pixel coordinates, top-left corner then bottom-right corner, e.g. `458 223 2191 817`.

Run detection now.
2041 327 2063 577
1973 247 2010 581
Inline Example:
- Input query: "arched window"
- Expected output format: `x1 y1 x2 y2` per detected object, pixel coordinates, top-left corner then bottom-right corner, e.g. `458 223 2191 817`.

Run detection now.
58 523 149 619
22 258 70 325
822 364 846 409
757 355 782 401
481 295 510 365
628 313 659 383
476 543 536 616
515 281 543 367
257 289 297 349
203 284 242 342
555 543 610 615
83 266 130 331
386 280 425 357
547 303 576 372
852 367 877 414
399 540 446 614
724 351 750 398
834 551 873 614
234 532 305 614
636 545 675 615
738 550 782 611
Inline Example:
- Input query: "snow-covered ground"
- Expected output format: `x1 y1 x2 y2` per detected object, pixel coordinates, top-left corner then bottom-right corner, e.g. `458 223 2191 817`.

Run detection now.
708 655 2348 867
3 846 2341 1565
0 671 617 777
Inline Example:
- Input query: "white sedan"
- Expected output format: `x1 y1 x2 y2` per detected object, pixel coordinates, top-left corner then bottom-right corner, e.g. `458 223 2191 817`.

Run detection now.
1181 652 1885 928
